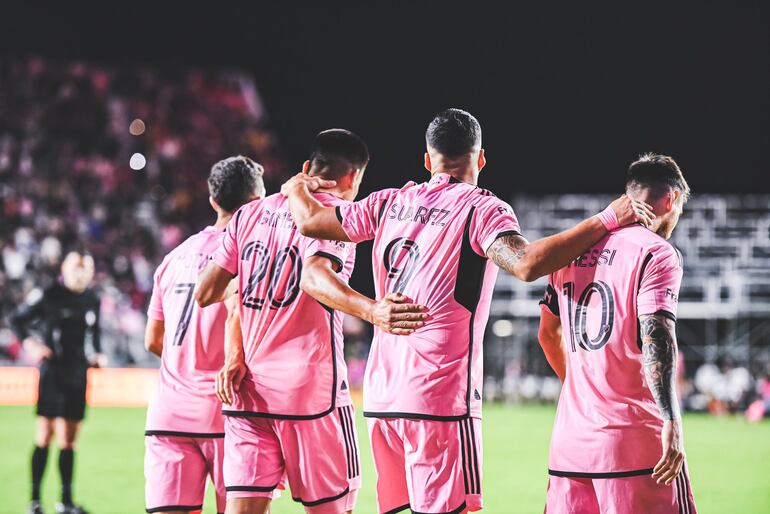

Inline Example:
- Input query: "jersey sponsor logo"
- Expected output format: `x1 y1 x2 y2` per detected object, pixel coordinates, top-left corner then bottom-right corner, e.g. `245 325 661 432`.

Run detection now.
665 287 679 302
387 203 451 227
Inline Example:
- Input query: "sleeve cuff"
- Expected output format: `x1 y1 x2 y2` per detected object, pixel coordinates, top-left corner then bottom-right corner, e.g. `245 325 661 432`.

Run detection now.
638 305 678 321
539 302 560 317
335 205 343 223
147 310 164 321
482 229 522 254
211 254 238 277
313 251 344 273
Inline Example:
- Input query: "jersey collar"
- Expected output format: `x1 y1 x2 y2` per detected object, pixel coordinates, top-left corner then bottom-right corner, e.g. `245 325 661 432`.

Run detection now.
429 172 465 186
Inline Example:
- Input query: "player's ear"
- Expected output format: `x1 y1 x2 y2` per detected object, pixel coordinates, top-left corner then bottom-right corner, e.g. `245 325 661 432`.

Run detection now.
302 160 311 174
477 148 487 172
424 152 432 172
664 190 677 213
209 195 219 213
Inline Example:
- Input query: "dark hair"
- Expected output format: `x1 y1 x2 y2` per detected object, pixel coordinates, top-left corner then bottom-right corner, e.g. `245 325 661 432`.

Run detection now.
208 156 265 212
308 129 369 180
626 153 690 203
425 108 482 158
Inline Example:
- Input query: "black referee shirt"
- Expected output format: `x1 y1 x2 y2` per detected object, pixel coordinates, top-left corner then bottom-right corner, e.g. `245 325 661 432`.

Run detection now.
10 284 101 364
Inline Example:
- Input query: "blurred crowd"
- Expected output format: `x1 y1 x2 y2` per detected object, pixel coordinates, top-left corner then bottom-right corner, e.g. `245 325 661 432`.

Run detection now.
0 56 287 365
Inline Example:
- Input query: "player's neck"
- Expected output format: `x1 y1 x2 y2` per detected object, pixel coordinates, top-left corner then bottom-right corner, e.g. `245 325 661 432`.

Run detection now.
428 155 479 185
214 212 233 230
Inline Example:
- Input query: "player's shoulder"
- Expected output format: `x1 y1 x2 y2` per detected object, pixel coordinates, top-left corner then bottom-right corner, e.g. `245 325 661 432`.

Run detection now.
312 191 349 208
469 186 514 213
617 225 683 267
371 186 403 200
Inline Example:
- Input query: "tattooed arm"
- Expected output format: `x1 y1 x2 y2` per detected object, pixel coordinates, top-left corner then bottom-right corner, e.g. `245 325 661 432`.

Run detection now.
640 312 685 485
486 219 608 282
640 313 680 420
486 196 655 282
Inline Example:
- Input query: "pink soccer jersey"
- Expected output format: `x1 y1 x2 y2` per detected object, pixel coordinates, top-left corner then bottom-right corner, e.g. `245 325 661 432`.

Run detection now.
338 172 520 419
540 224 684 474
212 192 355 418
146 226 228 434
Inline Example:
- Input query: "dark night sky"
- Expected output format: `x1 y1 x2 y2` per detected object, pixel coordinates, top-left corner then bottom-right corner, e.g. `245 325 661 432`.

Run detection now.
2 3 768 198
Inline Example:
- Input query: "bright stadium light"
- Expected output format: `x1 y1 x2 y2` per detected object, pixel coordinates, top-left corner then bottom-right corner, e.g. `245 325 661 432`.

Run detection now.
492 319 514 338
129 118 146 135
129 152 146 170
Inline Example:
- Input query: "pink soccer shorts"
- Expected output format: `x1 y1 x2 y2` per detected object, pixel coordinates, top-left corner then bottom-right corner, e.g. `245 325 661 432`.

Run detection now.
144 434 226 513
368 417 483 514
224 404 361 513
545 463 697 514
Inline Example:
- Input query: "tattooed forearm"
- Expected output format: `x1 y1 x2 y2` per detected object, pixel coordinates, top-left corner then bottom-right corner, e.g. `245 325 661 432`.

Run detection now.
487 234 529 278
640 313 681 421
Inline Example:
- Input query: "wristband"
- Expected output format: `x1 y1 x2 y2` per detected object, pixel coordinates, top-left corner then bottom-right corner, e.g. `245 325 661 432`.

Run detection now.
595 205 620 231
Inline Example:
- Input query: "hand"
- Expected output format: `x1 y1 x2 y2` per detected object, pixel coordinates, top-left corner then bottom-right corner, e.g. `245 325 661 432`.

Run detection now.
216 354 247 405
24 337 53 361
368 293 428 335
652 419 685 485
89 353 107 368
280 172 337 197
610 194 655 227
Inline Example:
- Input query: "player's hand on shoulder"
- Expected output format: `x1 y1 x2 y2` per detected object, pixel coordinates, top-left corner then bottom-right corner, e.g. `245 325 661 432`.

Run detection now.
609 194 655 228
216 354 247 405
370 293 428 335
280 172 337 197
652 419 685 486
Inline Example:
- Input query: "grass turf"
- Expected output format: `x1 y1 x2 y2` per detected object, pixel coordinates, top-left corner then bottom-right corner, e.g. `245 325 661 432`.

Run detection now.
0 404 768 513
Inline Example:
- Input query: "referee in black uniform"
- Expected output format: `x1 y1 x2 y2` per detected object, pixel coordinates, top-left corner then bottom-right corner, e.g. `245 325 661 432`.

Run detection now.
10 250 103 514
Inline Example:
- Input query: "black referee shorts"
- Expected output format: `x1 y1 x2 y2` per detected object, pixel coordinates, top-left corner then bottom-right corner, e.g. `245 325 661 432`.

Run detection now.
37 361 88 421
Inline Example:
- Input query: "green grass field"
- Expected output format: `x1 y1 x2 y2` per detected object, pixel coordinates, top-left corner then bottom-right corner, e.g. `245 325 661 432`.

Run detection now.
1 404 768 514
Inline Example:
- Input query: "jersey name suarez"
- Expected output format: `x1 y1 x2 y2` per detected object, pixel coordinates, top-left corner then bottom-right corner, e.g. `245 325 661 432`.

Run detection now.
338 172 520 420
541 224 684 474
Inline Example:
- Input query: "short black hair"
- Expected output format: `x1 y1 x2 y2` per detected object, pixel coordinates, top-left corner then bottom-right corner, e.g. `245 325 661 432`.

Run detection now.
425 108 482 158
626 153 690 203
309 129 369 180
208 156 265 212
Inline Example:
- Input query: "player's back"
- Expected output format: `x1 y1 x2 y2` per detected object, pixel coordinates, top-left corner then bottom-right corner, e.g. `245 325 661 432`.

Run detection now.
146 226 227 434
340 172 520 419
543 223 683 474
213 192 355 418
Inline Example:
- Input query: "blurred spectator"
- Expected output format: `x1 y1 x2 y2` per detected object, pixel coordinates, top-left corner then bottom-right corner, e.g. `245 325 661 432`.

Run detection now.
0 56 287 366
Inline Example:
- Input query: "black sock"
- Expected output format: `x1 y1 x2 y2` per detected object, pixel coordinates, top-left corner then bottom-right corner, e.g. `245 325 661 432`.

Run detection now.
58 448 74 505
31 446 49 502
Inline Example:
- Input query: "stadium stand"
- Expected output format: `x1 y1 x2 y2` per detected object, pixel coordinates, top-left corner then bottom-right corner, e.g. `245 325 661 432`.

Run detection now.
0 56 287 366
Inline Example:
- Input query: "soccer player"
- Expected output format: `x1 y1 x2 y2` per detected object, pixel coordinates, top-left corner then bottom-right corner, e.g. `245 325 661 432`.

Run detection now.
538 153 697 513
281 108 654 514
196 129 425 514
11 250 103 514
143 156 265 514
